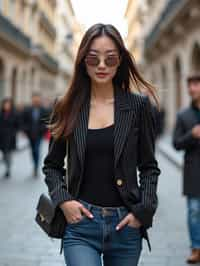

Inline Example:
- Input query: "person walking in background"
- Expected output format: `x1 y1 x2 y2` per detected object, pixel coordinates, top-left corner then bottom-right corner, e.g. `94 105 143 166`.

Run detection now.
0 98 19 178
173 74 200 264
42 23 161 266
22 93 47 177
43 98 54 142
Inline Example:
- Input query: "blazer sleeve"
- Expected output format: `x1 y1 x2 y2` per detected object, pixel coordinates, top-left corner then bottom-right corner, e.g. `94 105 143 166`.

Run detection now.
130 96 161 229
42 136 74 208
172 112 199 150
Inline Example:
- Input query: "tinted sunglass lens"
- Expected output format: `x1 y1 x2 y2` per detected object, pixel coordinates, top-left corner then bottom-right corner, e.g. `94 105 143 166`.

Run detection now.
105 57 119 67
85 56 99 66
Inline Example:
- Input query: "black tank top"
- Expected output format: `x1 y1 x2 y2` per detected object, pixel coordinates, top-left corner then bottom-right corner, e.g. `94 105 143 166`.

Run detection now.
78 124 124 207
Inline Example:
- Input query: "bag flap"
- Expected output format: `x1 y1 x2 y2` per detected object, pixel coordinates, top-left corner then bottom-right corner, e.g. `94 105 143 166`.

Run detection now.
36 194 55 223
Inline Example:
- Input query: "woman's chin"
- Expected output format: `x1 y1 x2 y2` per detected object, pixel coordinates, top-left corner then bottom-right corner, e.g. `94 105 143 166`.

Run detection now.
92 77 113 85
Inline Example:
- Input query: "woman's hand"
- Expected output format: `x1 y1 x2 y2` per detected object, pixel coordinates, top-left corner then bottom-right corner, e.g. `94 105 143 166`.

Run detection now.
116 213 141 230
59 200 94 224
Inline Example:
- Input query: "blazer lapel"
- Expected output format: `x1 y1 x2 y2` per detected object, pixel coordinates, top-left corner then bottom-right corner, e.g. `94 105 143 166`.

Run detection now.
73 85 136 172
73 92 91 172
114 85 136 168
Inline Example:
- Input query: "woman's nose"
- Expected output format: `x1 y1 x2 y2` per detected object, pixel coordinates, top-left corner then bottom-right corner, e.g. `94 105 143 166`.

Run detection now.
98 58 106 69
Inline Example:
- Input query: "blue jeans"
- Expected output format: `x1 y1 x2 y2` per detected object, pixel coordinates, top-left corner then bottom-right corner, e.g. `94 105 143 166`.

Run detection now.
187 197 200 249
63 199 142 266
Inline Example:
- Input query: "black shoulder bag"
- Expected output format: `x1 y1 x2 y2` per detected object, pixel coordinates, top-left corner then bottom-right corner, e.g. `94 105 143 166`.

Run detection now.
35 140 69 240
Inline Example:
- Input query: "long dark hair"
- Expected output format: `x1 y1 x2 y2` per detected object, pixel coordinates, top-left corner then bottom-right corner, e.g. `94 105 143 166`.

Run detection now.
50 23 159 140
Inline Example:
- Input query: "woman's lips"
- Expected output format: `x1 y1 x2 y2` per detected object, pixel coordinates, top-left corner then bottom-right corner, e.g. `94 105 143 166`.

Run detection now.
96 72 109 78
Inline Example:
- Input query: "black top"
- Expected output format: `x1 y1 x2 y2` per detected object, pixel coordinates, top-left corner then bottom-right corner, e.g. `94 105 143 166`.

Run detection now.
78 123 124 207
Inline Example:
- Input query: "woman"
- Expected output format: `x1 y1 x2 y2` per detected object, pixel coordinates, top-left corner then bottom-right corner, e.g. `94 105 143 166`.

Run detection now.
43 24 161 266
0 98 19 178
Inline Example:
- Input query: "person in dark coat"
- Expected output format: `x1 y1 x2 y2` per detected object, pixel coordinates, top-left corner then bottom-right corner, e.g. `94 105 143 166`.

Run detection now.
173 74 200 264
0 98 19 178
21 93 48 177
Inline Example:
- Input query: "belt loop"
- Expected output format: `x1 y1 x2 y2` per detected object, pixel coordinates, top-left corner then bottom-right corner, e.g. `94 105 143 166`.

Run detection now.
78 199 93 212
117 207 122 220
87 202 92 212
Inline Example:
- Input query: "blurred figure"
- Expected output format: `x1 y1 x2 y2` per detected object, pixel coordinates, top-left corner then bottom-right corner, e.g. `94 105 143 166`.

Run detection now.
0 98 19 178
173 74 200 264
21 93 47 177
43 98 54 142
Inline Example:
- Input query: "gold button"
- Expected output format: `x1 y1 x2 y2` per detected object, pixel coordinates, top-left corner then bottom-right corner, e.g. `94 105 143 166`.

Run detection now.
116 179 123 186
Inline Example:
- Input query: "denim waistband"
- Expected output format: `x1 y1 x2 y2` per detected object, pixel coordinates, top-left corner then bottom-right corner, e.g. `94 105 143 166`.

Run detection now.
78 199 128 217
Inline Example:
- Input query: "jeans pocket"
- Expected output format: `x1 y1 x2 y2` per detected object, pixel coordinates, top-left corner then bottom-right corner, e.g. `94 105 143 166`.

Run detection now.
126 224 140 230
67 214 88 226
126 223 141 232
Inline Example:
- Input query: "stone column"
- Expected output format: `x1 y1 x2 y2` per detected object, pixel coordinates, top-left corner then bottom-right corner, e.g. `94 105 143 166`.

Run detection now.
181 44 191 107
165 59 176 132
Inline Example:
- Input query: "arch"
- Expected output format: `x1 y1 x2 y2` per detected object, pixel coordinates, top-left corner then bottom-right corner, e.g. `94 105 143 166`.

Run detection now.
19 69 27 104
174 56 182 110
190 42 200 73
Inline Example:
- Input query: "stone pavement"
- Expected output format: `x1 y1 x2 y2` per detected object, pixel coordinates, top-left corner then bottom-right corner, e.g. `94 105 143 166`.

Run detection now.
157 133 183 169
0 141 197 266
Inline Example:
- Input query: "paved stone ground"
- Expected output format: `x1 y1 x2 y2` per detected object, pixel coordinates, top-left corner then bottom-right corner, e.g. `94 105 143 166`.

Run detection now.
0 141 197 266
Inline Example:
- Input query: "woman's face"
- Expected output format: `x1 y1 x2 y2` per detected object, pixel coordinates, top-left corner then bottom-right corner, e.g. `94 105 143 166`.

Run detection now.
3 101 12 112
85 35 120 85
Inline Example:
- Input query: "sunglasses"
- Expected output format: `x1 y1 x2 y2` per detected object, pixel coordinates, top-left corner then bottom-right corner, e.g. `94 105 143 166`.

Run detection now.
85 54 120 67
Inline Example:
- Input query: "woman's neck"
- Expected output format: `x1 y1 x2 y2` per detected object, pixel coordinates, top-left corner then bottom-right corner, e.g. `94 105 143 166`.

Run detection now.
90 82 114 102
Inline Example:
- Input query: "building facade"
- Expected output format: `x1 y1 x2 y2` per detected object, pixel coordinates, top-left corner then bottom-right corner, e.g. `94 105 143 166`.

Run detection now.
0 0 78 106
126 0 200 133
125 0 146 65
54 0 81 99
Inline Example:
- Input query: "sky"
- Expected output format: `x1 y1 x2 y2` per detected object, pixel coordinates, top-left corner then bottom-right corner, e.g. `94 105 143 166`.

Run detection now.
71 0 128 38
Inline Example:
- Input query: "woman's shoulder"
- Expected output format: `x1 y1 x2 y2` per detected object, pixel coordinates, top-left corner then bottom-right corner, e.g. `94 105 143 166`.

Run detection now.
126 90 148 109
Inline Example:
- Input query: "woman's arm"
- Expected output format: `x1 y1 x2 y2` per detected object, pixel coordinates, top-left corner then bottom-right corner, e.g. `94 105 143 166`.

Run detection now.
131 96 161 229
42 136 74 208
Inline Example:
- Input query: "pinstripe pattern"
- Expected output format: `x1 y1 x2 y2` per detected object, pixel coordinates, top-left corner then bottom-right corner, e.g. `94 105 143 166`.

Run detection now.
73 85 136 170
114 87 136 168
73 93 90 174
43 85 161 231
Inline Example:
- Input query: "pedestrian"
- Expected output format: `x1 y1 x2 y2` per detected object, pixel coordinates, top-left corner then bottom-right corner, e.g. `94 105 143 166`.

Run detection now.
173 74 200 264
43 98 54 142
0 98 19 178
22 93 47 177
43 23 161 266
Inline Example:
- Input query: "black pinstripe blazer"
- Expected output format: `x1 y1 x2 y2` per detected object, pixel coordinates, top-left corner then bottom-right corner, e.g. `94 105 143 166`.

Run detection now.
43 85 161 243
